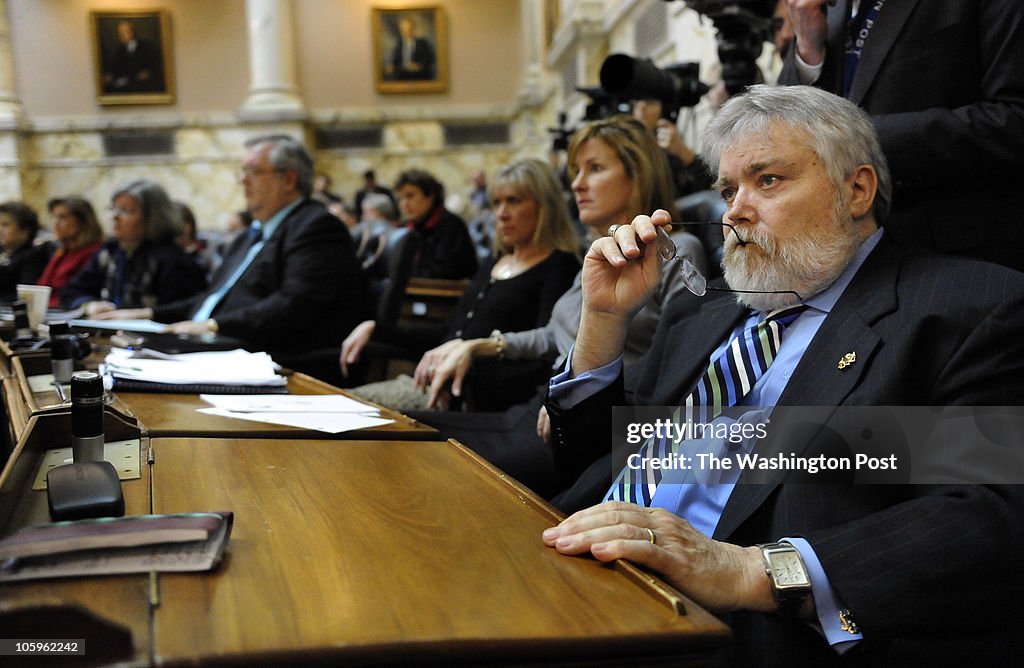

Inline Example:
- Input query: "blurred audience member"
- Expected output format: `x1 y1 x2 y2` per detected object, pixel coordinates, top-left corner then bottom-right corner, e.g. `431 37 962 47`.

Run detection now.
373 168 479 327
61 179 206 314
328 201 359 231
354 192 400 274
312 172 343 205
175 202 218 280
0 201 54 302
36 196 104 307
631 98 713 197
467 169 490 219
353 169 396 221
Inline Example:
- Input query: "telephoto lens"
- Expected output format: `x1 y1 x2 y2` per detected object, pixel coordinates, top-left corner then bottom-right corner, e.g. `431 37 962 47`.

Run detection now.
70 371 106 463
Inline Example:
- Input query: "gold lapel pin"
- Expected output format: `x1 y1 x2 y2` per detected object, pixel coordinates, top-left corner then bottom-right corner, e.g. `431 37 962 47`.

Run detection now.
837 352 857 370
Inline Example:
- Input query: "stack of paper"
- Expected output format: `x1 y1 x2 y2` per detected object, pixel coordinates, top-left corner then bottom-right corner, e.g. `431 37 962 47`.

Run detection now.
198 394 394 433
102 348 287 394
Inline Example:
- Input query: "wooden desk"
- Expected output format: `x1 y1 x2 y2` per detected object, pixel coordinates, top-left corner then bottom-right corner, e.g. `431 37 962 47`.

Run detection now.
148 437 729 665
115 372 437 441
0 412 151 666
8 352 437 442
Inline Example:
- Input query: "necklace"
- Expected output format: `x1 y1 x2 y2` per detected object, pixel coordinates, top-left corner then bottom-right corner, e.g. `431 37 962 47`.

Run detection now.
495 247 548 280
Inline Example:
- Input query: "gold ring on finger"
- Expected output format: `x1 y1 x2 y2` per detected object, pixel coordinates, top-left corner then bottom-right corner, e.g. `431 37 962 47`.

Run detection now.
646 527 657 545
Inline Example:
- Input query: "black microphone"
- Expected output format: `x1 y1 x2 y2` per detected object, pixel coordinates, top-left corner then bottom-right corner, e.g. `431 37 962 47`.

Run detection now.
47 372 123 521
71 371 105 463
50 320 75 384
12 299 32 338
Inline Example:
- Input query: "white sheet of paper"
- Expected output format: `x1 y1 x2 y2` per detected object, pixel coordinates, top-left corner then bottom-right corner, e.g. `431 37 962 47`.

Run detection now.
197 407 394 434
199 394 379 414
71 319 168 333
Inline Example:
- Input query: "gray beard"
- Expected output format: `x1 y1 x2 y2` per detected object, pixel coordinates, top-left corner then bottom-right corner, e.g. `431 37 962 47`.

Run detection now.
721 217 862 312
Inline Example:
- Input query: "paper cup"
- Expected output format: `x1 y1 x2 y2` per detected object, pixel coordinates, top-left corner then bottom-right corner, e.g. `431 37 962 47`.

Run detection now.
16 284 51 331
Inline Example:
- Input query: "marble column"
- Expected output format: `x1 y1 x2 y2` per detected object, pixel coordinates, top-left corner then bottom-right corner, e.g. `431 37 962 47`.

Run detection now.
0 0 22 125
0 0 24 198
238 0 305 119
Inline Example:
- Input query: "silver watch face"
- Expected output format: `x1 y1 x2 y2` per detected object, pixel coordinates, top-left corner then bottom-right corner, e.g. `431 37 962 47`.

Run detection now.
769 550 810 587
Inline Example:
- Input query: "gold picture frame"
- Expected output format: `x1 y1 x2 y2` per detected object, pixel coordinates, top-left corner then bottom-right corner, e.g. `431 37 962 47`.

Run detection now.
91 9 175 106
372 6 448 94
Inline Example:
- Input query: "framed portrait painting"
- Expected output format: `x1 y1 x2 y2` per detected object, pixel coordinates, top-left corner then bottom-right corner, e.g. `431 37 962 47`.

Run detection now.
372 6 448 94
91 10 175 105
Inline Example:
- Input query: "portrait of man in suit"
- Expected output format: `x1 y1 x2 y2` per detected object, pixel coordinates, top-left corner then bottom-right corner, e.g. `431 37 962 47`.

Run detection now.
93 11 174 104
385 15 436 81
373 8 447 93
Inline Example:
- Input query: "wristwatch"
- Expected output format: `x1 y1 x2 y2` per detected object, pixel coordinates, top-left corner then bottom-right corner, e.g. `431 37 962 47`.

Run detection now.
758 542 811 616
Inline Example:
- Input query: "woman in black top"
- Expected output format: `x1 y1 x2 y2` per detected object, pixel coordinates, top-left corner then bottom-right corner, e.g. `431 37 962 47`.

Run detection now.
61 179 206 313
342 158 581 411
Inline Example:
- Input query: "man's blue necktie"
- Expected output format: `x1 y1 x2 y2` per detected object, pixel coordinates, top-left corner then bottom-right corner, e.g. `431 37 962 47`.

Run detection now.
609 304 808 506
192 223 263 322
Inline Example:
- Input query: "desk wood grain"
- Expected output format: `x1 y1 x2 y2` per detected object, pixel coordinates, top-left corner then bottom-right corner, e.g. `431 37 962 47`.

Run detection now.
149 437 729 665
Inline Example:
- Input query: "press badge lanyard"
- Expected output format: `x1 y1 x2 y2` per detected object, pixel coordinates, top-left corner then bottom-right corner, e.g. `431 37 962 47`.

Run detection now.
844 0 886 97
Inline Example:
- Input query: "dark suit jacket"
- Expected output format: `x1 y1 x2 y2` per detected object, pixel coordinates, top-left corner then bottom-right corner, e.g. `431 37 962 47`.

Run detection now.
153 198 367 354
389 37 436 80
547 237 1024 665
778 0 1024 268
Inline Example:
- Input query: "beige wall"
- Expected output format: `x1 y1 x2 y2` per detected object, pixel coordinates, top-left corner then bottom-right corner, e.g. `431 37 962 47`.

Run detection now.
9 0 249 118
2 0 533 231
9 0 523 119
295 0 522 110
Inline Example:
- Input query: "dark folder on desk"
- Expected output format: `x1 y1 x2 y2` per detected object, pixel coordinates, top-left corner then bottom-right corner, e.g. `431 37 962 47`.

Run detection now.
110 377 289 395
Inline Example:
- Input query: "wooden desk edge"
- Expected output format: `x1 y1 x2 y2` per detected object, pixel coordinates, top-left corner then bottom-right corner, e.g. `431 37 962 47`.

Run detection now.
443 438 721 625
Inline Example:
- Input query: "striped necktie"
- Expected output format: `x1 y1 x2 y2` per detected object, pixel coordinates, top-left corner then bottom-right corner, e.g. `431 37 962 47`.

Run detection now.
610 304 808 506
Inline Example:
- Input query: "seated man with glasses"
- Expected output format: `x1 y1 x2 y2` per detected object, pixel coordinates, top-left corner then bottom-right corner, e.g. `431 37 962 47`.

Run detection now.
100 134 367 365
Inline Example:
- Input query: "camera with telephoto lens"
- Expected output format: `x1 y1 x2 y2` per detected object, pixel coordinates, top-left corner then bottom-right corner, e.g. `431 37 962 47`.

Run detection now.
599 56 709 121
678 0 777 95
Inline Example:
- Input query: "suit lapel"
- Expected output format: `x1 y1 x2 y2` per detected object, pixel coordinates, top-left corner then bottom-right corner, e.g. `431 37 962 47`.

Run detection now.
649 297 748 404
849 0 920 103
714 237 903 540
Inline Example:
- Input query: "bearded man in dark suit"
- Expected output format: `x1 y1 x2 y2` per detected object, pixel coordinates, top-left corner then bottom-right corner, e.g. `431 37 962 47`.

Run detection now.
542 85 1024 666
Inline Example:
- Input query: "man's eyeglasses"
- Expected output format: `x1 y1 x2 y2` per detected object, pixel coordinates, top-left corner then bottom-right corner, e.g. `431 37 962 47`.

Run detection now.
107 207 139 218
238 166 282 180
